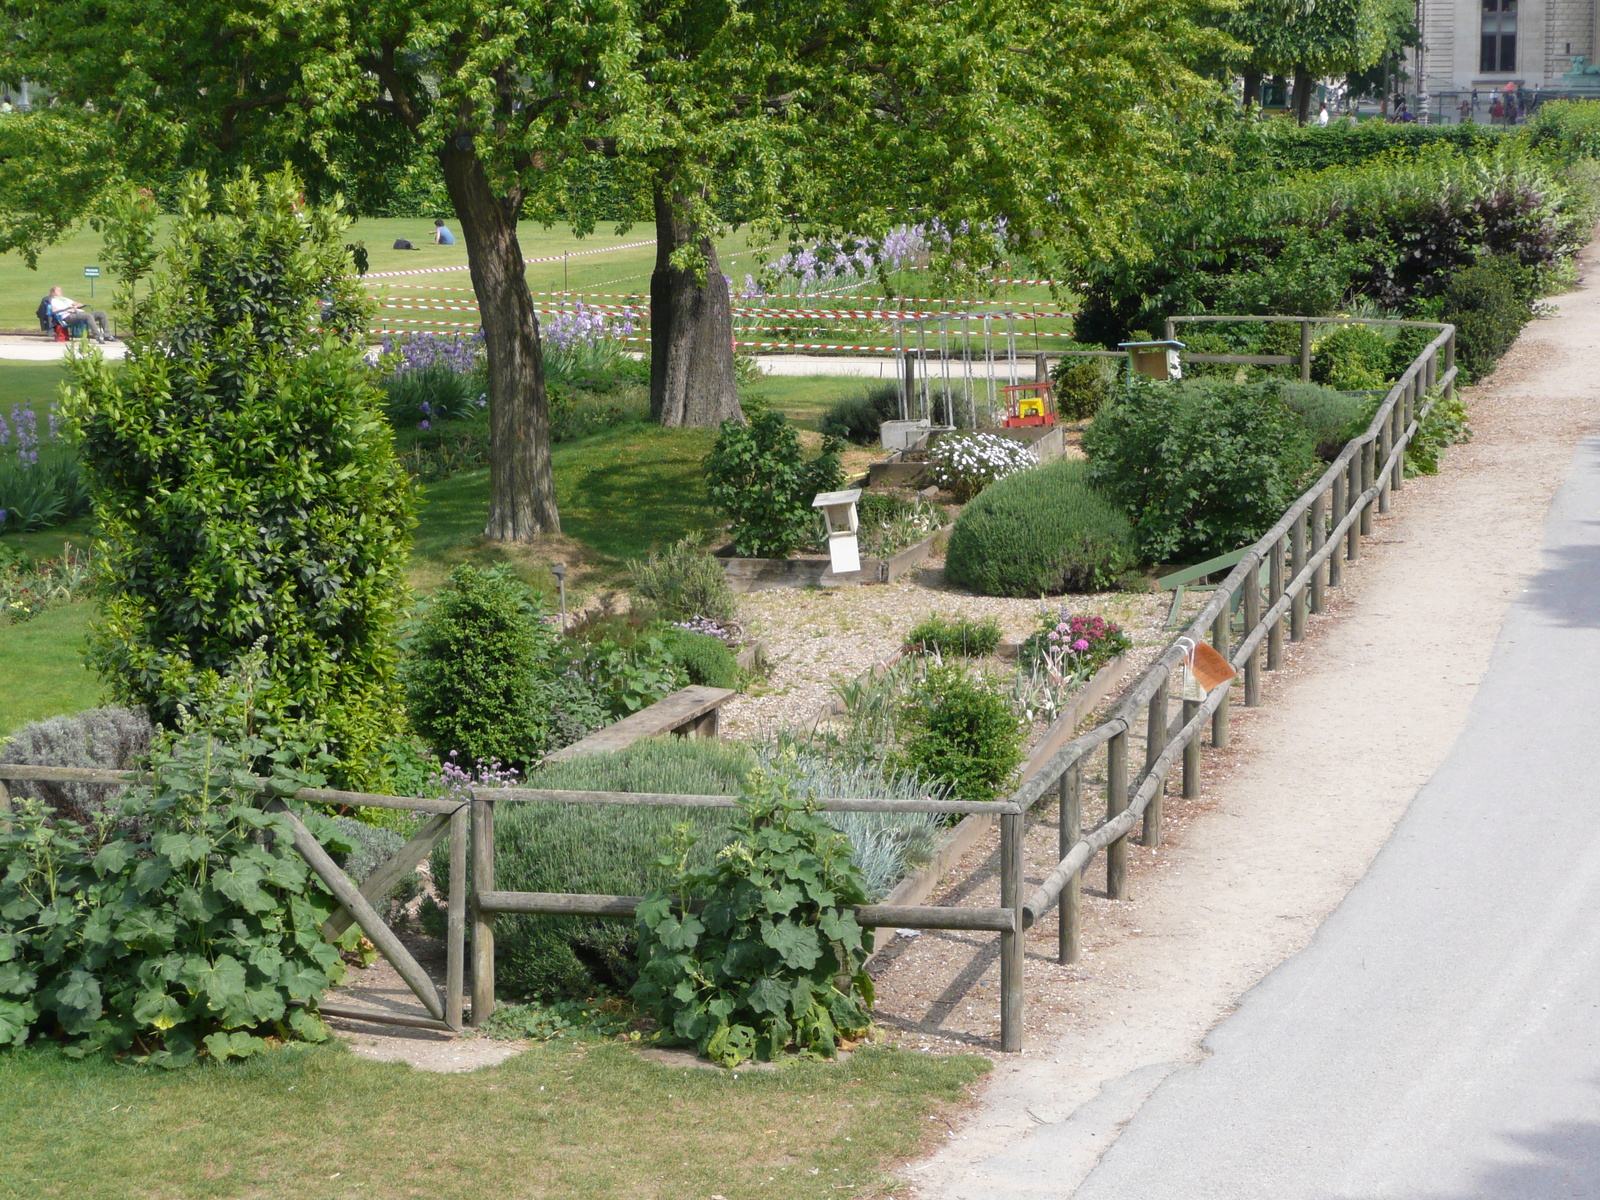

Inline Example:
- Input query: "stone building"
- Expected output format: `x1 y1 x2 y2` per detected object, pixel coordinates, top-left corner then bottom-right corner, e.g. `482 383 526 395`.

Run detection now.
1416 0 1600 103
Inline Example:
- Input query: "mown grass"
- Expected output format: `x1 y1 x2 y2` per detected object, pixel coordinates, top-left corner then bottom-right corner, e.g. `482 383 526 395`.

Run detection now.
0 1039 988 1200
0 601 102 737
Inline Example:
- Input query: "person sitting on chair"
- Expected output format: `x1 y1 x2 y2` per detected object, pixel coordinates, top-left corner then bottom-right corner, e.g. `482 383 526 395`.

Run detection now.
46 287 115 342
432 219 456 246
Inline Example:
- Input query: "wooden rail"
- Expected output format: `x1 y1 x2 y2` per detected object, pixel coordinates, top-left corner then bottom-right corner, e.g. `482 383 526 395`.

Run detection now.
0 314 1457 1052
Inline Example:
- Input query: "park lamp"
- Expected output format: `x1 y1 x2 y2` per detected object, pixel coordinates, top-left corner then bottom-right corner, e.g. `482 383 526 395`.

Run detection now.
552 561 567 632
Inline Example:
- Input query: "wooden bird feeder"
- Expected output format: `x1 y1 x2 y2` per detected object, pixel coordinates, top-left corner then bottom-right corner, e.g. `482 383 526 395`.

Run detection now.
812 488 862 575
1119 339 1185 382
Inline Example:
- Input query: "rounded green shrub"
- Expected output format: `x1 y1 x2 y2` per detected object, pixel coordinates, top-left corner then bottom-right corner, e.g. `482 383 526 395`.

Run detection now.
817 383 900 445
1441 255 1535 377
944 459 1135 597
1277 382 1373 459
627 535 739 625
1310 325 1391 390
1052 357 1118 420
897 666 1024 805
403 564 558 769
658 625 742 688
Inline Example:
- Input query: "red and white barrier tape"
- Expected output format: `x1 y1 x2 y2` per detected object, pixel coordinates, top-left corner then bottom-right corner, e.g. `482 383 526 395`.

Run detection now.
357 239 657 280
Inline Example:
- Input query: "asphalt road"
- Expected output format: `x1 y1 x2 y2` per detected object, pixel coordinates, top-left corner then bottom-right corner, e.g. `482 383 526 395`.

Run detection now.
1071 439 1600 1200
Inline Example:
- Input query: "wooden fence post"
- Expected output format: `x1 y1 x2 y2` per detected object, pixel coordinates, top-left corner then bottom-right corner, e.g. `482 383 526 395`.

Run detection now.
1106 730 1129 899
1267 537 1285 670
1378 396 1394 514
1182 699 1201 799
1243 572 1262 707
1142 676 1168 847
1058 764 1081 965
1000 809 1024 1052
1445 331 1456 400
1360 441 1375 538
1290 512 1307 640
0 779 10 835
446 805 468 1031
1329 471 1345 587
470 795 496 1026
1211 607 1231 747
1299 319 1312 382
1310 491 1327 614
1392 382 1407 493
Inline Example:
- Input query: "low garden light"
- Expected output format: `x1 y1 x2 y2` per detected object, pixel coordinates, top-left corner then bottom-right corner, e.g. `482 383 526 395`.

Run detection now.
812 488 862 575
552 561 567 631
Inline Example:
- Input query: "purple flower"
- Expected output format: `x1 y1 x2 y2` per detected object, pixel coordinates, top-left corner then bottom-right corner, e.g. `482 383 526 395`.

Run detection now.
418 419 431 430
1073 638 1090 652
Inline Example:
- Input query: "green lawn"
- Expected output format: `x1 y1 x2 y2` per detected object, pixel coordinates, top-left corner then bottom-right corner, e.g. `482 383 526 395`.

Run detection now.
0 362 65 413
751 375 889 431
0 1039 987 1200
0 601 102 737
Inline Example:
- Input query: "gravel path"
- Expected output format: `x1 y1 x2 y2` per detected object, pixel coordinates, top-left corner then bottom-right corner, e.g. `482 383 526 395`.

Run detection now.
720 566 1169 740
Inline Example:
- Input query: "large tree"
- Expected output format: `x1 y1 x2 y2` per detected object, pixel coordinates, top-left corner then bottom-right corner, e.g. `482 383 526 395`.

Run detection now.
3 0 1233 533
1228 0 1397 121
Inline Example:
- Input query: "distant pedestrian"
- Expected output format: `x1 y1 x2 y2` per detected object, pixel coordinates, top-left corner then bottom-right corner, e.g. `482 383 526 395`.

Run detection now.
1318 101 1330 126
432 219 456 246
1459 97 1472 123
1491 98 1504 124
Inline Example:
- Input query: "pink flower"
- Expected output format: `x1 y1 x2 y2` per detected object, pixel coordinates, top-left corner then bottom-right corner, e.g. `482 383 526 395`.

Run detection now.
1073 638 1090 652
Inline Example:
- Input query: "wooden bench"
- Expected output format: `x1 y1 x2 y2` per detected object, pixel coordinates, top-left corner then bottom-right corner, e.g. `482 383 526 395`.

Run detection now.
543 685 738 762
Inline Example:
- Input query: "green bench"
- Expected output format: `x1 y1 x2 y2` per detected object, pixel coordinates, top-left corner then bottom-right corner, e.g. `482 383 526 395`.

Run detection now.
1156 548 1269 630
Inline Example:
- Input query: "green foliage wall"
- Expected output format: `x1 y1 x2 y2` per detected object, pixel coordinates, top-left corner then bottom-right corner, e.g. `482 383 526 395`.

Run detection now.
63 172 413 789
1083 378 1319 564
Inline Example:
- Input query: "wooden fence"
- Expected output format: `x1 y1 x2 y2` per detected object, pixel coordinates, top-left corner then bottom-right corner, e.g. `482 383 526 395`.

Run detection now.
0 314 1455 1051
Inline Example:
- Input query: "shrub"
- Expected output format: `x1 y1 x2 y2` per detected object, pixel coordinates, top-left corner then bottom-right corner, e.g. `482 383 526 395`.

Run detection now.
1310 325 1393 390
1440 255 1536 377
0 725 354 1062
818 383 902 445
628 535 739 626
327 817 420 920
1277 381 1373 458
568 631 691 718
426 738 940 1001
403 564 559 770
905 612 1002 657
1524 99 1600 165
927 432 1037 502
897 666 1024 804
0 705 152 824
1407 388 1473 476
383 363 479 428
705 409 843 558
944 458 1136 596
633 756 875 1066
64 172 413 789
1052 357 1118 421
547 383 649 443
658 625 743 688
1083 378 1319 563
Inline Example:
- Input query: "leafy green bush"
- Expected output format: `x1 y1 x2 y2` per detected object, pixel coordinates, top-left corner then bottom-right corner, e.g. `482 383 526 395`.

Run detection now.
905 612 1002 657
633 756 875 1066
1406 388 1473 475
1277 381 1372 458
1052 357 1118 421
1440 255 1536 377
0 725 354 1063
817 383 901 445
627 535 739 625
1310 324 1392 390
944 458 1136 596
568 631 691 717
1084 378 1319 563
383 363 479 427
1524 99 1600 165
897 666 1024 804
64 171 413 789
657 625 743 689
705 410 843 557
1226 119 1503 174
403 564 559 770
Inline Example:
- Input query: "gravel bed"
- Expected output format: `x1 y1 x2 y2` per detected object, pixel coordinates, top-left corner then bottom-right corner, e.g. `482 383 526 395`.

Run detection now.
721 563 1171 740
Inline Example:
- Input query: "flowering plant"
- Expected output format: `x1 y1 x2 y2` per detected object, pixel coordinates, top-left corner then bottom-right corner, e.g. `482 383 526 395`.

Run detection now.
672 615 735 644
927 432 1037 502
1020 609 1131 675
542 302 637 379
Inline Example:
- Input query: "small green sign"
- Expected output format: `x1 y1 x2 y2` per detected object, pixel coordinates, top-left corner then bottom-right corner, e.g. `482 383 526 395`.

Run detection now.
83 266 100 278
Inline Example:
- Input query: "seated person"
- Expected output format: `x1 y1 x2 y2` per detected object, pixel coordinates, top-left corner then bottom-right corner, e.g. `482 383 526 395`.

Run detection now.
46 287 115 342
432 219 456 246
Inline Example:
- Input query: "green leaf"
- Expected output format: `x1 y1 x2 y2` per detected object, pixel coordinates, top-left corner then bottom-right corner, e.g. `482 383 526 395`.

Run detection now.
132 988 185 1031
746 975 790 1016
91 840 134 877
0 998 36 1047
278 961 327 1002
762 919 822 971
203 1030 266 1061
55 969 103 1035
179 954 248 1011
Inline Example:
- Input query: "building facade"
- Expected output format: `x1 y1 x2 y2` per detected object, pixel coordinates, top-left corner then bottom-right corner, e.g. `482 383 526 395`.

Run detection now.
1417 0 1600 97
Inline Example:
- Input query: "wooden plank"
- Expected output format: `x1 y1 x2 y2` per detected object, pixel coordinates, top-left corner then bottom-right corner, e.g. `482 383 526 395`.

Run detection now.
273 805 445 1022
316 1001 455 1034
999 810 1024 1053
1211 607 1231 749
1181 353 1297 365
447 807 467 1032
1106 729 1129 900
477 889 1015 932
481 786 1019 816
470 798 495 1026
544 686 737 761
1141 676 1168 848
323 813 453 941
1267 537 1285 670
1058 764 1081 964
1157 547 1248 592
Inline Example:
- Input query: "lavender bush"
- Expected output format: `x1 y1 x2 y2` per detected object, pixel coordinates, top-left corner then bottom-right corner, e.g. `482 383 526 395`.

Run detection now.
0 402 88 536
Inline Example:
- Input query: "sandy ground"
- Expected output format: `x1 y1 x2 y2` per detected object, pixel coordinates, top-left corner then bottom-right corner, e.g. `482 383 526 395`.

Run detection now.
893 255 1600 1197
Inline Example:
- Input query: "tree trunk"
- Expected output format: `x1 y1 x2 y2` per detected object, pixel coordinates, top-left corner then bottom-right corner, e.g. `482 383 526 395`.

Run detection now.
1241 70 1261 109
649 185 743 427
438 143 559 539
1292 67 1315 124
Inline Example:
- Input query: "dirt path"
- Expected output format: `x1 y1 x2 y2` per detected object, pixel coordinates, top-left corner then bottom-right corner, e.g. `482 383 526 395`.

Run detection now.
894 249 1600 1198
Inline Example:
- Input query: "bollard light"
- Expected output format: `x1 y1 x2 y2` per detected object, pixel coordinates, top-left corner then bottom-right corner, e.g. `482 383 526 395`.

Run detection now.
552 561 567 632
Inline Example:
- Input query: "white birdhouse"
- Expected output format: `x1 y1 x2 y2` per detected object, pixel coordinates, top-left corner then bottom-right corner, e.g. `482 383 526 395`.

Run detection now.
812 488 863 575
